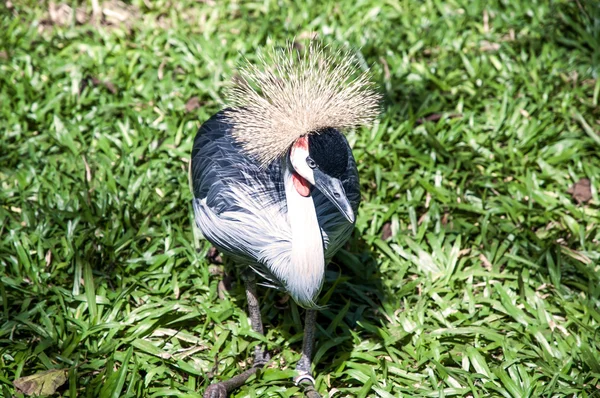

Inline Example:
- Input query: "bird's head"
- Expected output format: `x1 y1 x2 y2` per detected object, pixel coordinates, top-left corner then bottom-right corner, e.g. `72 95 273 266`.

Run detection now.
289 128 355 224
224 41 380 226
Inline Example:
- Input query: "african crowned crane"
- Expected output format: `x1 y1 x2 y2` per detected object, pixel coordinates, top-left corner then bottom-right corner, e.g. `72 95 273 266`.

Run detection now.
189 43 380 397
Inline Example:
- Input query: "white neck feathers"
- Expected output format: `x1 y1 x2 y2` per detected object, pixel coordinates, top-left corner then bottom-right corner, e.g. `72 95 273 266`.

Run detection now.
282 166 325 307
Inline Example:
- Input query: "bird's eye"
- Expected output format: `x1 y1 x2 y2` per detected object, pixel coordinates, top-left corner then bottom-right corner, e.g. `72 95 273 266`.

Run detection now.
306 157 317 169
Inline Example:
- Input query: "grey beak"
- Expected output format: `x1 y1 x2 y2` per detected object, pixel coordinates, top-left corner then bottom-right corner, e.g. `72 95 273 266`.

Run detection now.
314 170 355 223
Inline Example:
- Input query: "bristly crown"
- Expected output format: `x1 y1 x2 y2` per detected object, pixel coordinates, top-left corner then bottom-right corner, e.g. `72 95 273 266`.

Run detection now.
223 41 381 167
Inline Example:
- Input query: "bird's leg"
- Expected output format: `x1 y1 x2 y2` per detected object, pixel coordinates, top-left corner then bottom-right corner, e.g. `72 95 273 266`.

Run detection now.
295 309 317 378
243 272 270 366
295 309 322 398
203 273 270 398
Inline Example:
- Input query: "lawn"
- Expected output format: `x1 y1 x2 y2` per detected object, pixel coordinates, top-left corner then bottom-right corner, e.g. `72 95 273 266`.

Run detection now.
1 0 600 397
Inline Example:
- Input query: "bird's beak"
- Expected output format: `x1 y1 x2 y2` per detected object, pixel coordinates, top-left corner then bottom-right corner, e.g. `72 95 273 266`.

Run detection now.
313 170 355 223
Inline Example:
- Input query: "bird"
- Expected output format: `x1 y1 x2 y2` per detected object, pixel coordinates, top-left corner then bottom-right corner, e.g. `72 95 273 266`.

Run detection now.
189 42 380 398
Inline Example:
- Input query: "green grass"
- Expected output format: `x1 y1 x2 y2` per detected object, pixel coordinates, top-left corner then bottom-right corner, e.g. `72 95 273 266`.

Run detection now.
1 0 600 397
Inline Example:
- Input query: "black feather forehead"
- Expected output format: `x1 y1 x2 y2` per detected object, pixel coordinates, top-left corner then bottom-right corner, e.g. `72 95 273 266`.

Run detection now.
308 128 349 178
223 41 381 167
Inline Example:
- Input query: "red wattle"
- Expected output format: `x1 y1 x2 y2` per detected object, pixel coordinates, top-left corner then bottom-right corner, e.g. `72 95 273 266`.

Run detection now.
292 172 311 197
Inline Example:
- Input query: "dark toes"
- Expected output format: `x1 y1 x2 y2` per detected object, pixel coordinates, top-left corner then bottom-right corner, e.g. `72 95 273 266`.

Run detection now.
253 352 270 367
204 383 228 398
296 376 322 398
302 384 322 398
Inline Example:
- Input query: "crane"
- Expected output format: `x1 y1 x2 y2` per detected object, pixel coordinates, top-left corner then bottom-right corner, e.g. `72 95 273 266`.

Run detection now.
189 42 380 398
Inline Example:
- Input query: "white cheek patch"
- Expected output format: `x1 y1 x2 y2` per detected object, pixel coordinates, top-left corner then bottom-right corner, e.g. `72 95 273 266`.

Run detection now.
290 137 315 185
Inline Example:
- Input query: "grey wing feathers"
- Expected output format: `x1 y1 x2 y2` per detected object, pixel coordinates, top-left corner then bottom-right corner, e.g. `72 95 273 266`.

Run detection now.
190 110 359 287
190 111 285 213
190 111 291 284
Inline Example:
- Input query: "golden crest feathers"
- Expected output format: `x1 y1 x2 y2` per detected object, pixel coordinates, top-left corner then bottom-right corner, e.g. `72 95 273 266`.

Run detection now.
223 41 381 167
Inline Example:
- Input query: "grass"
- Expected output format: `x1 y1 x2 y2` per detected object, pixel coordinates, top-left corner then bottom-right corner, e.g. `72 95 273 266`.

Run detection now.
1 0 600 397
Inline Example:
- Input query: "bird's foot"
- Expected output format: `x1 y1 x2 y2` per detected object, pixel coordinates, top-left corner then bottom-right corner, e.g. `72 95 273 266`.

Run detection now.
302 386 322 398
253 348 270 367
203 367 259 398
295 373 321 398
203 383 227 398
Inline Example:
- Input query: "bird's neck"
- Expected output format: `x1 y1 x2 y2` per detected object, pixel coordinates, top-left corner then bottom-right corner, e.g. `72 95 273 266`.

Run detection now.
283 166 325 307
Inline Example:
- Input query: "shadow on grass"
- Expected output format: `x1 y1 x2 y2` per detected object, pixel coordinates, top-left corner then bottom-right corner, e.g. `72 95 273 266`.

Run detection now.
207 227 387 385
